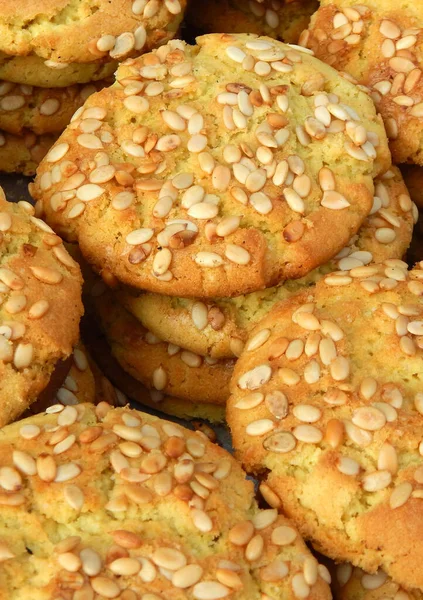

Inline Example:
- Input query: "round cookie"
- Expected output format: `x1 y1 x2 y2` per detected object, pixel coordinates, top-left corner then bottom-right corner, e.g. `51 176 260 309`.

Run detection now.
0 53 117 88
0 79 109 136
186 0 319 45
93 288 235 410
0 402 332 600
300 1 423 165
0 194 83 426
332 564 422 600
31 33 390 298
227 260 423 590
0 0 186 65
121 167 416 358
0 131 57 176
83 317 227 423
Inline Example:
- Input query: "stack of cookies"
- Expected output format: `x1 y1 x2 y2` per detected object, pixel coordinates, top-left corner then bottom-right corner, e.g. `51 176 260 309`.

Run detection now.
0 0 187 175
30 32 417 424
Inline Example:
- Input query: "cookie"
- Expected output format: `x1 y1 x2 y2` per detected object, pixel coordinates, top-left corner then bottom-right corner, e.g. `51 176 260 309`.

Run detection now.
83 317 227 423
0 194 83 426
300 1 423 165
93 288 234 410
0 130 57 176
0 79 109 136
0 0 186 65
121 167 415 358
227 260 423 589
332 564 421 600
0 402 332 600
186 0 318 44
31 33 390 298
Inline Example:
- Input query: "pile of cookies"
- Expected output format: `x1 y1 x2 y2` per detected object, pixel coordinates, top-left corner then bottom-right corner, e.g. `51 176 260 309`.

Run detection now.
0 0 421 598
0 0 187 175
31 31 416 426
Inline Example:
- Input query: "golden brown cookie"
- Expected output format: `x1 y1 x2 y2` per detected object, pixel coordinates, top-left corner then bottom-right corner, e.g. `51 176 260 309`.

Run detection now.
83 317 227 423
227 260 423 590
332 563 422 600
0 79 109 136
186 0 318 44
0 194 83 426
0 130 57 176
0 0 186 65
121 167 415 358
92 288 234 414
300 1 423 165
0 52 117 87
0 402 332 600
30 33 390 298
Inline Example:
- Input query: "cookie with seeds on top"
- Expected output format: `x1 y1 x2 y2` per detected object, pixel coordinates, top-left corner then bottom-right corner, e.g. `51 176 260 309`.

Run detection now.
0 130 57 176
227 259 423 590
332 563 422 600
186 0 319 45
0 193 83 426
120 166 416 359
0 0 186 66
31 33 390 298
83 317 227 422
0 402 332 599
300 1 423 165
91 287 235 420
0 79 109 136
0 53 118 88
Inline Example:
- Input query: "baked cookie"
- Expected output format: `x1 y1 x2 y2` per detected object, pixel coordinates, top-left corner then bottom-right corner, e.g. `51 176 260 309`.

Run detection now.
83 317 227 423
121 167 415 358
227 260 423 590
186 0 319 44
31 33 390 298
0 0 186 65
93 289 234 410
300 1 423 165
0 130 57 176
0 53 117 88
332 563 421 600
0 79 109 136
0 402 332 600
0 194 83 426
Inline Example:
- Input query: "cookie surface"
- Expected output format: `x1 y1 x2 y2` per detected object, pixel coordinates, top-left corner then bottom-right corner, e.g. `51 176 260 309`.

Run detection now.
93 289 234 410
0 194 83 426
300 0 423 165
0 402 331 600
0 130 57 176
186 0 318 44
0 0 186 64
121 167 415 358
31 33 390 298
227 260 423 589
0 53 117 88
0 79 109 136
